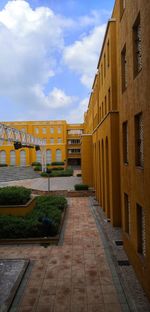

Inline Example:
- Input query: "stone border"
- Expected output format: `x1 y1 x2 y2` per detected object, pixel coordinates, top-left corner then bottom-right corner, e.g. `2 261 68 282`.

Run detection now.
31 189 95 197
0 196 36 217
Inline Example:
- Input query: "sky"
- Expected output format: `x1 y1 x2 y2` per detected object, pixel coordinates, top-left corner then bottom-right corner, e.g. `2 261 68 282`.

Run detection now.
0 0 114 123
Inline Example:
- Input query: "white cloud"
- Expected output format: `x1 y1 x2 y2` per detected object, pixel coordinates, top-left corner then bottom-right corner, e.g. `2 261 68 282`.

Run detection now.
0 0 65 108
67 97 89 123
63 24 106 89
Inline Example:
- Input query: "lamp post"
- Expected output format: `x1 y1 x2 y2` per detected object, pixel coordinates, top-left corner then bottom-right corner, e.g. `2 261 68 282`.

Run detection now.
47 168 51 192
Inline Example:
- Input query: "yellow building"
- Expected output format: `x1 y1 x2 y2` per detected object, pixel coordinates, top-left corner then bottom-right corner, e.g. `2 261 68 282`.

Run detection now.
0 121 84 167
82 0 150 299
81 15 121 227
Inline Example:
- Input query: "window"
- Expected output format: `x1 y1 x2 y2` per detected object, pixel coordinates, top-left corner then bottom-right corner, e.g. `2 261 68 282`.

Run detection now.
50 138 54 144
120 0 125 19
10 150 16 165
35 127 39 134
124 193 130 235
56 149 62 161
58 127 62 134
42 128 46 134
105 96 107 115
0 150 6 164
108 88 111 111
107 41 110 67
68 149 80 154
135 113 144 167
36 150 41 163
123 121 128 164
68 139 80 145
137 204 146 256
101 64 103 85
58 138 62 143
67 129 83 135
46 150 52 164
50 127 54 134
104 54 106 77
133 13 142 77
121 45 127 92
102 102 104 118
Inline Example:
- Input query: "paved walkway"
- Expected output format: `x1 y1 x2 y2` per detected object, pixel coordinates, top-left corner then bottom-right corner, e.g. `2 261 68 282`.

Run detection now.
0 167 40 182
0 176 82 191
0 197 126 312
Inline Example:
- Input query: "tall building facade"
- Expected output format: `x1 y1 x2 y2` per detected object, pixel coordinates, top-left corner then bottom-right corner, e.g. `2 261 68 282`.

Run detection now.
81 0 150 298
0 121 84 166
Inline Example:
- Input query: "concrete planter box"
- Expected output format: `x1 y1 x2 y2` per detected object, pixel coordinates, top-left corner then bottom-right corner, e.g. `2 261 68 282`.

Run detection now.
0 196 36 217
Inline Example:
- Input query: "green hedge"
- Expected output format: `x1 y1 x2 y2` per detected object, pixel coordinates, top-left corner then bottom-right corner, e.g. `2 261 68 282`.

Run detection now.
0 195 67 238
31 162 41 166
77 173 82 177
0 164 8 167
40 167 73 178
0 187 31 205
74 184 89 191
51 162 64 166
51 167 64 171
34 166 42 171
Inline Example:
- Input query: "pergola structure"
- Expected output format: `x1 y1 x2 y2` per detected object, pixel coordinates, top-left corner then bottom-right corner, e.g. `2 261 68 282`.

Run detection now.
0 123 46 171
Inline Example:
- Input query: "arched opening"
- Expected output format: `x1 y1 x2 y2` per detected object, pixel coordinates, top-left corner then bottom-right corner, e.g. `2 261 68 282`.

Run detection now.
0 150 6 164
98 140 102 205
20 150 26 166
46 149 52 164
56 149 62 162
10 150 16 165
106 137 110 218
102 140 105 211
36 150 41 163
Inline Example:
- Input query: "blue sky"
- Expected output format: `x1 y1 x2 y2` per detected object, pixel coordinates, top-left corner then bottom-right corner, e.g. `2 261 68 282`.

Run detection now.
0 0 114 123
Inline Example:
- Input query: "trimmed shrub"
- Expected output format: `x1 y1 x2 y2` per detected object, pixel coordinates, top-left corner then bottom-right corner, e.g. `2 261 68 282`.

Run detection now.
50 167 73 177
34 166 42 171
0 195 67 238
51 167 64 171
31 162 41 166
0 164 8 167
77 173 82 177
41 172 48 177
51 162 64 166
74 184 89 191
0 186 31 205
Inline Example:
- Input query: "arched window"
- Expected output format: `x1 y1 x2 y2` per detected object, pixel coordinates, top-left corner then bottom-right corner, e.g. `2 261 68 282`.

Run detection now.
36 150 41 163
46 150 52 164
20 150 26 166
10 150 16 165
56 149 62 162
0 150 6 164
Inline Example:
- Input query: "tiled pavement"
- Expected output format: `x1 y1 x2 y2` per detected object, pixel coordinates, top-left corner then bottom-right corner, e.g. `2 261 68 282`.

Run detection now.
0 197 129 312
0 176 82 191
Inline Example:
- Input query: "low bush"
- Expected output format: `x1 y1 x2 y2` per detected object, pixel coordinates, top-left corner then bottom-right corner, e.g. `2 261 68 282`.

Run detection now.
74 184 89 191
0 164 8 167
0 186 31 205
31 162 41 166
50 167 73 177
41 172 48 177
51 167 64 171
0 195 67 238
77 173 82 177
34 166 42 171
51 162 64 166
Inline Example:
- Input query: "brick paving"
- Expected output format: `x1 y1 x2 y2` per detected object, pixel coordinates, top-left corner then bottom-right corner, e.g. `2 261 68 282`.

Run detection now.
0 197 128 312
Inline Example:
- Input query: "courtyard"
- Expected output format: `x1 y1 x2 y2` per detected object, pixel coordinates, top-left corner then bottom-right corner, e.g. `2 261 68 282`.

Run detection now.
0 168 150 311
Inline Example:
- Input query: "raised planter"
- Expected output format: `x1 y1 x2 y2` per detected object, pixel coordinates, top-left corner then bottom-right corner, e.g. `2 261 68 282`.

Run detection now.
0 196 36 217
0 205 67 245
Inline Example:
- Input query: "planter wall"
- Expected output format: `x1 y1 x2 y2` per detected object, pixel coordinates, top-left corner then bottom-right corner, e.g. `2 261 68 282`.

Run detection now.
0 197 36 216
